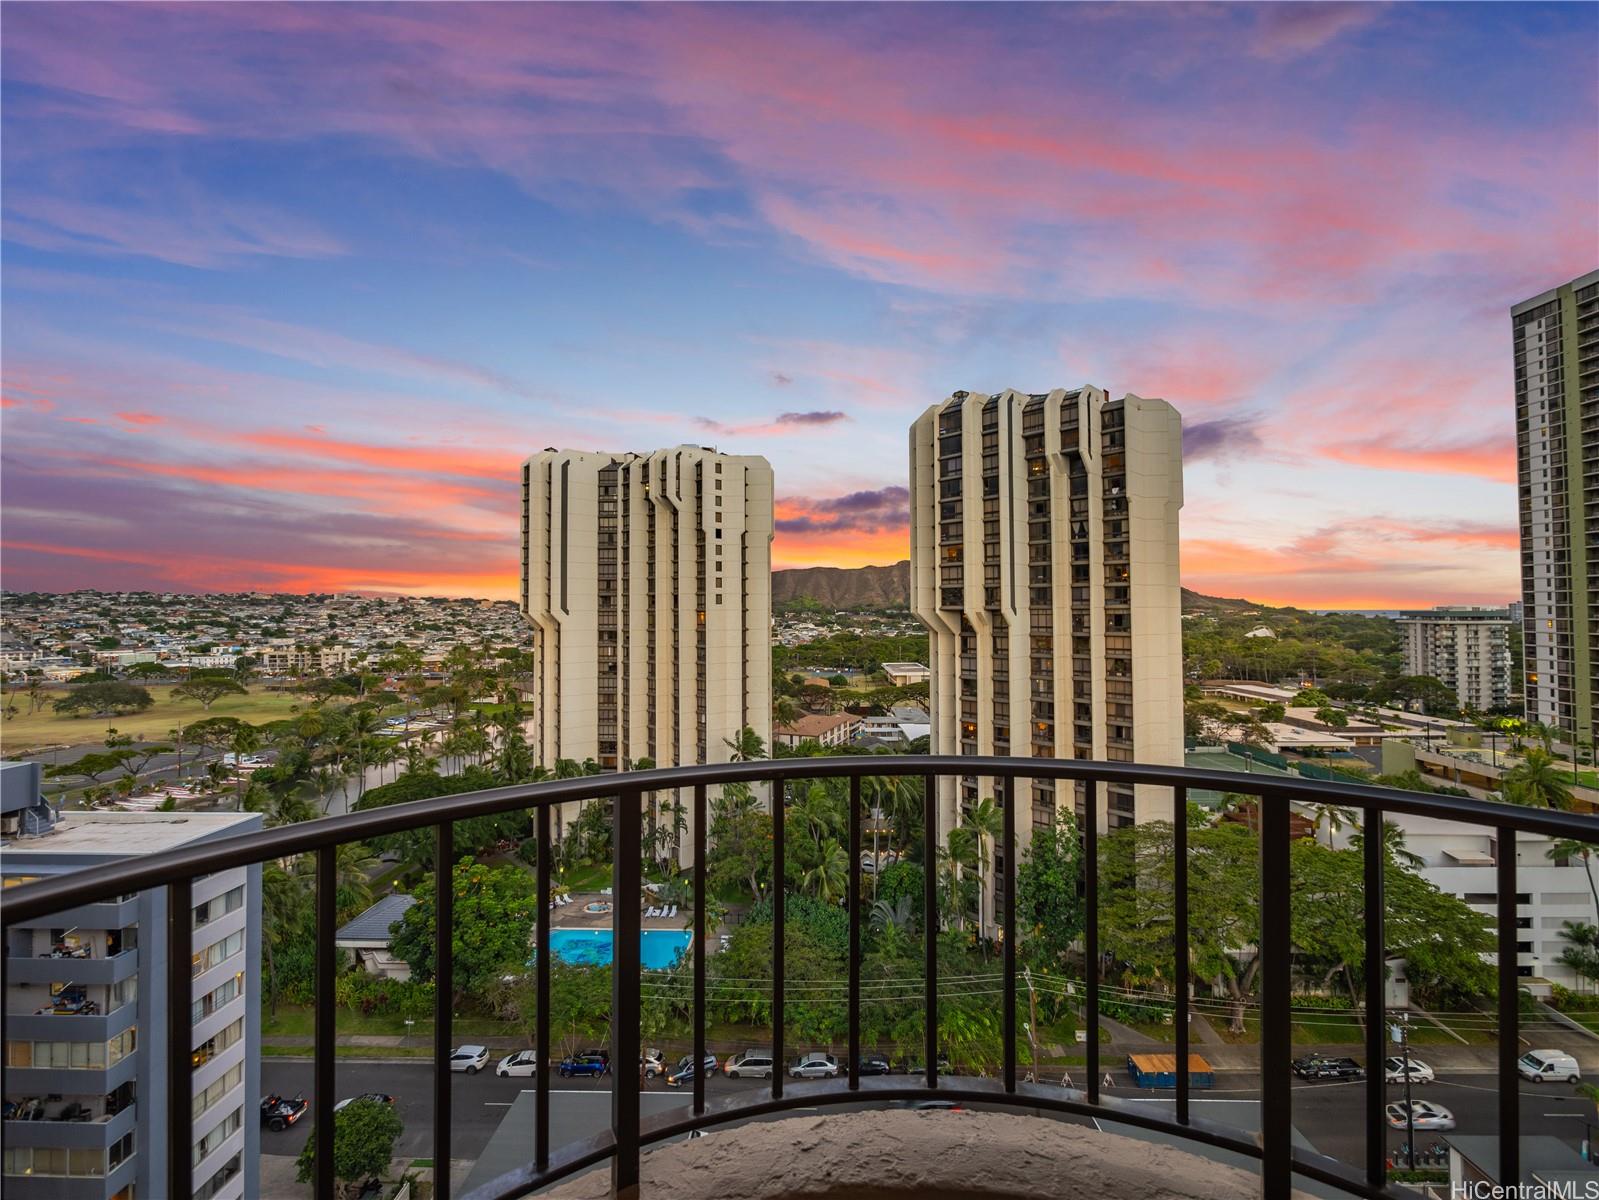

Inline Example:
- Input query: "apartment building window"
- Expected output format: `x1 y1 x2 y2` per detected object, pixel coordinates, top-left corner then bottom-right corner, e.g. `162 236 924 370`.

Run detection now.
192 1018 245 1067
192 974 244 1024
193 1063 244 1120
192 1107 243 1165
193 885 244 929
195 1154 243 1200
193 930 245 977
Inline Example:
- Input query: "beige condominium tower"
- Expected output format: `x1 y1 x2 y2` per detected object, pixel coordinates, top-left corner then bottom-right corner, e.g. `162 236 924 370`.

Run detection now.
521 446 774 858
910 388 1183 929
1514 269 1598 747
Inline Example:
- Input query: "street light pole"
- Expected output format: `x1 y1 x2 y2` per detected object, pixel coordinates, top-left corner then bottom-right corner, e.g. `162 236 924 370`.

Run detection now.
1398 1012 1415 1168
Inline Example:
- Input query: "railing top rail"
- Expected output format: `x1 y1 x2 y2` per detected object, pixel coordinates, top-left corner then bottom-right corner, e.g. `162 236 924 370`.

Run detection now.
2 755 1591 924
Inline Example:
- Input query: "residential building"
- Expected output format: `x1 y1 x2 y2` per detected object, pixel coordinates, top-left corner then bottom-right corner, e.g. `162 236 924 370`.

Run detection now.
880 662 931 687
1 762 262 1200
910 387 1184 925
520 447 774 854
1325 806 1597 993
1514 269 1598 745
1396 607 1513 711
335 894 418 981
247 642 350 676
772 712 862 749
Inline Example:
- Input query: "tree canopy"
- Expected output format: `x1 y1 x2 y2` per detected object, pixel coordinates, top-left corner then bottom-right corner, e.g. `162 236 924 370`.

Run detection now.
52 680 154 717
391 859 538 1002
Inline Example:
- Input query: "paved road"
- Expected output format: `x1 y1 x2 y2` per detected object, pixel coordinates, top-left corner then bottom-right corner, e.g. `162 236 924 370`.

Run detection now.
260 1060 1595 1172
259 1059 770 1160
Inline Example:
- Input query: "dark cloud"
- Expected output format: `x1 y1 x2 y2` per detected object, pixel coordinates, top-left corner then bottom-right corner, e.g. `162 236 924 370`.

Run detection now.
1184 415 1262 463
776 485 908 534
773 410 844 426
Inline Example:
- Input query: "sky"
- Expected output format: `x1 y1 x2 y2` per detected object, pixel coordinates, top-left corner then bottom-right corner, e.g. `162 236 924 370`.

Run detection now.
2 2 1594 607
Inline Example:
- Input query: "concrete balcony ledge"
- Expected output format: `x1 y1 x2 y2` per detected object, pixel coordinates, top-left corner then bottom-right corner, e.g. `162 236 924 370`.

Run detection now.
542 1110 1317 1200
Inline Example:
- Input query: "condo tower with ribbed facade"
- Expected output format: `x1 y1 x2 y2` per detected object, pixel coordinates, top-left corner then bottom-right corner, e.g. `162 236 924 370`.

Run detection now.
910 388 1183 927
521 446 774 857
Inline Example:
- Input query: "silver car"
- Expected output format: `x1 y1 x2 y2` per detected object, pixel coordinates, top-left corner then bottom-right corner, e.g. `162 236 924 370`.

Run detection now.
1383 1057 1433 1084
724 1050 774 1079
1385 1100 1454 1130
788 1053 839 1080
449 1045 489 1074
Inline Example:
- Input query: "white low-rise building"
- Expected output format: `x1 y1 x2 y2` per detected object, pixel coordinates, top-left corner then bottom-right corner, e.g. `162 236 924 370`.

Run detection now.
1323 811 1597 993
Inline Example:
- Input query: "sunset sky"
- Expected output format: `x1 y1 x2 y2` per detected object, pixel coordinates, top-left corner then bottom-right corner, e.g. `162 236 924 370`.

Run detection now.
2 3 1594 606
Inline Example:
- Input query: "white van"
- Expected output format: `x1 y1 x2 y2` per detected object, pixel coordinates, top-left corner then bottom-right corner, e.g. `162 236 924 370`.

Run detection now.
1516 1049 1581 1084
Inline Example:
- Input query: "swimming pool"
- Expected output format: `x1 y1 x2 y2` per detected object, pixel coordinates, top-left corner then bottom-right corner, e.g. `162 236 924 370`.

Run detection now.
546 928 692 970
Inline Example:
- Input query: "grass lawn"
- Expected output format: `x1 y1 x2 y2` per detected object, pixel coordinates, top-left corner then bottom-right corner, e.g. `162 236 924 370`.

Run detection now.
1568 769 1599 789
557 862 613 893
1 684 312 754
264 1004 518 1040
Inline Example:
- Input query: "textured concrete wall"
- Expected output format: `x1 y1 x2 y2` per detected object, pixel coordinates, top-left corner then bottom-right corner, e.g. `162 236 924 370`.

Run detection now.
541 1109 1315 1199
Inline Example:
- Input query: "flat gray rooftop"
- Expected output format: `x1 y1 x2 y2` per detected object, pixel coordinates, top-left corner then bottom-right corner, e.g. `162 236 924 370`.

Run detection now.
3 810 257 856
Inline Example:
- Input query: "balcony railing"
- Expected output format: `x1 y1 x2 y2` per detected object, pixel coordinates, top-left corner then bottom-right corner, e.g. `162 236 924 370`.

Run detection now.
1 756 1591 1200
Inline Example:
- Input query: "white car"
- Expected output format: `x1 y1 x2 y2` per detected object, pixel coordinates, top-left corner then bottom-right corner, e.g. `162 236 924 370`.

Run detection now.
1383 1057 1434 1084
1385 1100 1454 1131
788 1053 840 1080
724 1050 774 1079
497 1050 537 1077
642 1048 665 1079
450 1045 489 1074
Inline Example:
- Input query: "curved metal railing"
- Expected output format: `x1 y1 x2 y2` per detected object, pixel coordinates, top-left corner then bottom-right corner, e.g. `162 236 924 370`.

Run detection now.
2 756 1592 1200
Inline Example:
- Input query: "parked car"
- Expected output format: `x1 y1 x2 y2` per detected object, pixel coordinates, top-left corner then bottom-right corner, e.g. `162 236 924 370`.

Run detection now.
261 1093 308 1132
497 1050 538 1078
1386 1100 1455 1131
1383 1057 1434 1084
579 1047 612 1065
665 1054 719 1088
789 1053 840 1080
559 1054 610 1079
857 1053 892 1076
1292 1056 1363 1080
449 1045 490 1074
333 1092 395 1113
1518 1049 1582 1084
724 1050 774 1079
642 1048 666 1079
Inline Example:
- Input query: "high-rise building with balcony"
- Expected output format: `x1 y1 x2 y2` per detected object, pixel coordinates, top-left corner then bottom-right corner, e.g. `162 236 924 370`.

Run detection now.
1396 607 1513 711
521 447 774 852
910 388 1183 923
1514 269 1599 745
1 762 261 1200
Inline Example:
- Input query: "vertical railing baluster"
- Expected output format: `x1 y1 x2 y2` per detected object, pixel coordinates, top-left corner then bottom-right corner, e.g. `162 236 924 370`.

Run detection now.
1259 796 1291 1200
535 804 551 1170
434 822 454 1200
314 846 337 1200
693 783 707 1118
923 771 937 1089
613 788 642 1192
848 774 862 1091
1173 786 1190 1126
167 878 194 1200
1001 773 1016 1094
1363 804 1385 1192
1084 778 1099 1105
772 778 785 1102
1497 833 1520 1188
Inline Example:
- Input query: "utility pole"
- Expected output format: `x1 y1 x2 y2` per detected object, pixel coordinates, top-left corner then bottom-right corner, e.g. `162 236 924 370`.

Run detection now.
1023 967 1041 1084
1390 1011 1416 1168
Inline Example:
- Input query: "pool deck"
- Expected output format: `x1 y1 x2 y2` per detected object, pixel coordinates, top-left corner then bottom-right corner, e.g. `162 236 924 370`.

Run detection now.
551 891 693 932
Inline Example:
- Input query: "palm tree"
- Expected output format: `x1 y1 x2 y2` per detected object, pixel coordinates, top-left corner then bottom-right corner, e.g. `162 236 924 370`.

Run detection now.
263 790 317 828
791 784 840 851
966 797 1002 934
230 725 261 809
1309 802 1359 849
723 726 766 763
1500 748 1575 811
941 826 978 929
773 695 801 728
802 839 849 904
345 704 382 799
1547 839 1599 914
261 860 309 1018
332 842 380 918
1349 819 1424 869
